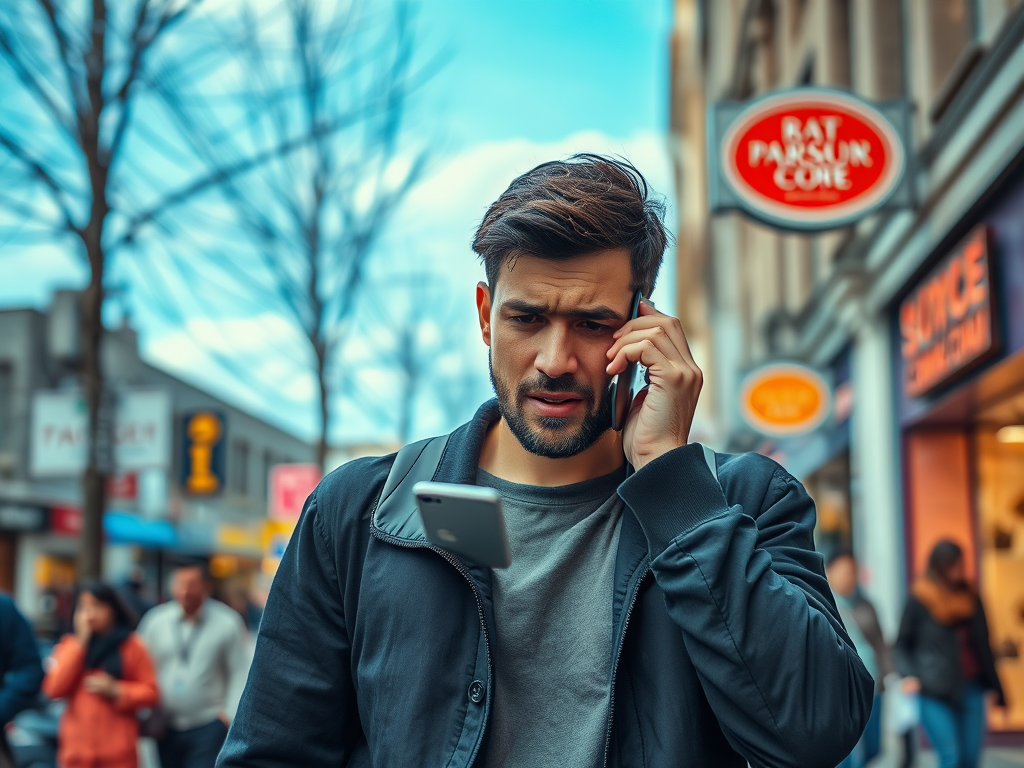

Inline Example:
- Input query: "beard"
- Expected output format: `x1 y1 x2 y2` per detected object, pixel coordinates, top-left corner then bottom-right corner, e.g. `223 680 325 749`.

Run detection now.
489 352 611 459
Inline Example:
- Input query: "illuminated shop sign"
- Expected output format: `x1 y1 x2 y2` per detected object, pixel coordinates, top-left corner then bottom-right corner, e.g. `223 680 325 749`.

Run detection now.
740 363 832 437
900 226 999 398
180 411 226 495
709 88 913 230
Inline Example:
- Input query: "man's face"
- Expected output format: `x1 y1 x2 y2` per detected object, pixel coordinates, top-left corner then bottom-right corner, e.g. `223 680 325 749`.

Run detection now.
477 249 634 458
172 566 208 615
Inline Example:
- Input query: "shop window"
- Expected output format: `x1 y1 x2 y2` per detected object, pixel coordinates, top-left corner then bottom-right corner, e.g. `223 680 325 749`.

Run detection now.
976 393 1024 732
826 0 851 87
806 451 853 556
261 449 273 499
923 0 979 120
230 439 250 496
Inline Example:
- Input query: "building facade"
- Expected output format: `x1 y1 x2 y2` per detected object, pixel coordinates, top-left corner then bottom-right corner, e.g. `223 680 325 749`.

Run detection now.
0 291 314 631
671 0 1024 735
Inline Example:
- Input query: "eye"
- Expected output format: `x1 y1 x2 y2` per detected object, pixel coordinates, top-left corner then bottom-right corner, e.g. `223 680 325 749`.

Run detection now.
580 321 611 333
510 314 541 325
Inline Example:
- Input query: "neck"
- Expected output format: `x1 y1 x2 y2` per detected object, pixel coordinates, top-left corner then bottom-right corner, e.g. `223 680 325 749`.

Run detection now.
478 417 626 486
182 602 203 620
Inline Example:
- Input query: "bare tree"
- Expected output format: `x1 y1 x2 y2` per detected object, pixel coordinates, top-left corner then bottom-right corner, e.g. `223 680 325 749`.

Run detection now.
137 0 434 468
0 0 421 576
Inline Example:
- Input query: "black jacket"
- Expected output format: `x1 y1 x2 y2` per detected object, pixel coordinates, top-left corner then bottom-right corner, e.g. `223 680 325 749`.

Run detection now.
0 592 44 757
895 594 1005 706
218 401 872 768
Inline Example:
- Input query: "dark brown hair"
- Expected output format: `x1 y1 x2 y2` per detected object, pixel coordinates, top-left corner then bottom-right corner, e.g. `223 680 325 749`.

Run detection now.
927 539 964 581
472 154 669 296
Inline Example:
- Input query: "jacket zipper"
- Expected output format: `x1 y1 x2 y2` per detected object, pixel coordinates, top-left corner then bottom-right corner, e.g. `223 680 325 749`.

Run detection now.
602 563 651 768
369 525 493 766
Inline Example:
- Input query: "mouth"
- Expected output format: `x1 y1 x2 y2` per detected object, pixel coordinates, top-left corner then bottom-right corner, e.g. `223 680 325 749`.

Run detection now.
525 391 584 418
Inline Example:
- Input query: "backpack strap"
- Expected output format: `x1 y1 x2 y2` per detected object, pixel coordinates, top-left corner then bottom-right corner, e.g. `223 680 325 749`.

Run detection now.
374 435 450 540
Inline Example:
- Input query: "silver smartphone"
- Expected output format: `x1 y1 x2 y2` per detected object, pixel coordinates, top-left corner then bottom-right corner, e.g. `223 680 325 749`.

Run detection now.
413 481 512 569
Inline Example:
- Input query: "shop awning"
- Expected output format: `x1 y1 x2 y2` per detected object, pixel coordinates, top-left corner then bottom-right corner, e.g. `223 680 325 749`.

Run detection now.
103 511 178 548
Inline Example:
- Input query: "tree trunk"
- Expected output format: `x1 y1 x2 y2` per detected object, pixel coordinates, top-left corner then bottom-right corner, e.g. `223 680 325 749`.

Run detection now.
316 351 329 470
78 257 107 580
77 0 110 581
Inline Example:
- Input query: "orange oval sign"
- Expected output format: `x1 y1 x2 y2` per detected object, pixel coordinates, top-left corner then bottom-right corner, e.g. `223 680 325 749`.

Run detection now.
740 364 832 437
721 89 905 229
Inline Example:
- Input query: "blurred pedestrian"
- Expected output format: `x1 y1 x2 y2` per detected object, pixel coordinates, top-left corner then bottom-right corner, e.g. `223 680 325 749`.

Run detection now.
120 566 156 622
896 540 1005 768
0 593 44 768
826 550 893 768
42 581 158 768
138 560 248 768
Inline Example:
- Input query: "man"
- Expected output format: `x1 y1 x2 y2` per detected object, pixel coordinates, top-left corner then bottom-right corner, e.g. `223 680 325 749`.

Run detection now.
219 155 872 767
826 549 893 768
139 561 248 768
0 593 44 768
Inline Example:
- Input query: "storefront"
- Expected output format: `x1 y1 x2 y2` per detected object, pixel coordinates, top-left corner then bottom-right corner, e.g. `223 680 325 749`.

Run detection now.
893 158 1024 734
0 501 50 593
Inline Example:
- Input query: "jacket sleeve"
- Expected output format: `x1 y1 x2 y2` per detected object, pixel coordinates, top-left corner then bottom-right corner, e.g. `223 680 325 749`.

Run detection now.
894 598 920 680
41 636 86 701
0 598 43 724
974 598 1006 706
216 486 362 767
618 444 874 768
112 636 159 713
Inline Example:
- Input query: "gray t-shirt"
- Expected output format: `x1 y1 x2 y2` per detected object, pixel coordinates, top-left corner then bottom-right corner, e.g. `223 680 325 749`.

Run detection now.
476 465 626 768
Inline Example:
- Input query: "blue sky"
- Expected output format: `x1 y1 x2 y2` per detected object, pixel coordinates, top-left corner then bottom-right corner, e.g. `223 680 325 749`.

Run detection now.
0 0 677 447
418 0 671 145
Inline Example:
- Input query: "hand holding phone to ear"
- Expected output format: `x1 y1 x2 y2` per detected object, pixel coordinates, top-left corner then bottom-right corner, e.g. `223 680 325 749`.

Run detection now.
605 299 702 470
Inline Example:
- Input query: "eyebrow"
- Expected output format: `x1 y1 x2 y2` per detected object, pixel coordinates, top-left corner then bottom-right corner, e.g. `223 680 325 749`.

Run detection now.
500 299 624 322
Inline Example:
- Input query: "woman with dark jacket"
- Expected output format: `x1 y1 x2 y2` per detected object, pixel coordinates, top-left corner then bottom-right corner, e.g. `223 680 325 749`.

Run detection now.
42 582 159 768
896 540 1005 768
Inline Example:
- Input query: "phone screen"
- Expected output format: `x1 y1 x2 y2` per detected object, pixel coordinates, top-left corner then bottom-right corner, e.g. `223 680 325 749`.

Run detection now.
608 290 643 431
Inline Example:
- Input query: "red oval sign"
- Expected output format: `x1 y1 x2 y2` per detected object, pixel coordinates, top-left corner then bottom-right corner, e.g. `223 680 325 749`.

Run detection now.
721 90 905 227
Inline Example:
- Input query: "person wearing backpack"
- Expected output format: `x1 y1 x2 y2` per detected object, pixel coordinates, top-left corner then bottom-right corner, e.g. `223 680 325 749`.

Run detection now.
42 581 158 768
218 154 873 768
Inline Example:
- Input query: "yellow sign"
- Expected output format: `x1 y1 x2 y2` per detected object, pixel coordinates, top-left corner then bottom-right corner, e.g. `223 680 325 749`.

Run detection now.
262 520 296 559
740 363 832 437
182 411 224 494
216 523 263 555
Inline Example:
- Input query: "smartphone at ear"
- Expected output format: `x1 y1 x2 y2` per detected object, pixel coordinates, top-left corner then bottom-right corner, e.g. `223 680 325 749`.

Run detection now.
608 290 643 431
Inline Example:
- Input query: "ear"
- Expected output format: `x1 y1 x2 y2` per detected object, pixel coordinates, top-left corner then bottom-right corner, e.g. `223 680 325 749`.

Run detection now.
476 281 492 346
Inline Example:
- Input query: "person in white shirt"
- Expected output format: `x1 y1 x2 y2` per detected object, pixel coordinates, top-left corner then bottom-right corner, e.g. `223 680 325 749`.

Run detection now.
138 561 248 768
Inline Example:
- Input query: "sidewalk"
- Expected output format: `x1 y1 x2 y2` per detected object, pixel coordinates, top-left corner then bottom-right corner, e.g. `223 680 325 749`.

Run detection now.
874 748 1024 767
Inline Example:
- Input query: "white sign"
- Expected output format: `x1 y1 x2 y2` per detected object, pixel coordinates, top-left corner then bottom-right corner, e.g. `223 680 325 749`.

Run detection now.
31 389 172 477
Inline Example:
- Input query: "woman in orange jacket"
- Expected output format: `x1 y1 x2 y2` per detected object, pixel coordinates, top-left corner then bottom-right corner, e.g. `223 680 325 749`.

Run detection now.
42 582 159 768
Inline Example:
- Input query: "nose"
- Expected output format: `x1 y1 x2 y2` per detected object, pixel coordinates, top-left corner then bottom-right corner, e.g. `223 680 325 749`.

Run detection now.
534 324 579 379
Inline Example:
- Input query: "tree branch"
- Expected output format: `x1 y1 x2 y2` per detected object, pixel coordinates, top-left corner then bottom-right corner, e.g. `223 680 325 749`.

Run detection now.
110 105 373 252
0 22 78 143
0 125 79 233
35 0 88 129
107 0 202 165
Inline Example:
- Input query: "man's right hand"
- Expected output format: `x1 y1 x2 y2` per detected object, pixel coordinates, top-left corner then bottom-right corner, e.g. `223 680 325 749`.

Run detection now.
901 676 921 695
